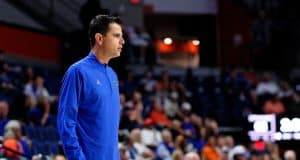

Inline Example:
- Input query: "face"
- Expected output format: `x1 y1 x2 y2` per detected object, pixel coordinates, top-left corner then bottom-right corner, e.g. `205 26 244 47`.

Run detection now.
0 101 9 118
35 76 44 87
162 130 172 143
101 23 125 58
54 155 66 160
208 136 217 146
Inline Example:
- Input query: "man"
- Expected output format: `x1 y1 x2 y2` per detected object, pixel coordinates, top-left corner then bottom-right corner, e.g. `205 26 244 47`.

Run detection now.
57 15 125 160
0 100 10 136
284 150 297 160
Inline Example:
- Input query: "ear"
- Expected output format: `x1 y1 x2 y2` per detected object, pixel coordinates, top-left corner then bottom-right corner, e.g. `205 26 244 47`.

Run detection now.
95 33 103 45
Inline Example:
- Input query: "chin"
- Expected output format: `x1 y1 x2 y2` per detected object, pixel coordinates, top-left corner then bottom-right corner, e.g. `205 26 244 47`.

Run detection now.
113 53 121 58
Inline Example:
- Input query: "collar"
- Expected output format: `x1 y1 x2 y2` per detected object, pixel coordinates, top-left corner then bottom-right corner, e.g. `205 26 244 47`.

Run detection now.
87 52 108 69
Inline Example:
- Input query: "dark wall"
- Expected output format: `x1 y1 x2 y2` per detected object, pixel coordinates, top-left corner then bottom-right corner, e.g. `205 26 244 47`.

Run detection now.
177 15 217 67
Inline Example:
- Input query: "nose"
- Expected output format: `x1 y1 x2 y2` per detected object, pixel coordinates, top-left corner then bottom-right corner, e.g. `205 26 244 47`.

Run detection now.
120 37 125 45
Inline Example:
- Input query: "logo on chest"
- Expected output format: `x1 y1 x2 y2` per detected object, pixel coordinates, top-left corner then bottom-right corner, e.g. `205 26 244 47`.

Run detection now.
96 79 101 85
112 80 119 87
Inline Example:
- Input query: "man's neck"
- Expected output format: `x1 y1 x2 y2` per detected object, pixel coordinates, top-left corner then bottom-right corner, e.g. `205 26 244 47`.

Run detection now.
91 47 110 64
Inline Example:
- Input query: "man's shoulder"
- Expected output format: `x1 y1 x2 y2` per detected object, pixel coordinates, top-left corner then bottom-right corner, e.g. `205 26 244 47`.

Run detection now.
107 66 117 76
68 57 90 72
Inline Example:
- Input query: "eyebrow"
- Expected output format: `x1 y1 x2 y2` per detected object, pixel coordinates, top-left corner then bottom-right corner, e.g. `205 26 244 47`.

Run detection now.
113 33 123 37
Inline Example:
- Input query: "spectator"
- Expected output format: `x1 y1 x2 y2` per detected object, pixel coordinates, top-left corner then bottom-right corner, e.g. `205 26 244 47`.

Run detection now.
53 154 66 160
22 66 35 85
278 81 300 105
141 118 162 148
256 73 279 96
278 81 294 99
283 150 296 160
185 152 201 160
129 128 156 160
180 109 197 140
24 75 56 109
118 142 129 160
228 145 247 160
192 126 207 153
224 136 235 150
129 26 151 64
172 134 186 159
157 71 170 92
255 72 280 112
169 119 188 140
3 120 31 159
140 69 157 94
156 129 175 160
265 142 280 160
216 136 227 159
204 119 219 135
0 62 15 99
173 149 185 160
122 90 144 126
120 70 137 94
201 134 221 160
150 98 171 127
263 94 285 115
163 90 180 119
27 98 54 126
0 100 9 136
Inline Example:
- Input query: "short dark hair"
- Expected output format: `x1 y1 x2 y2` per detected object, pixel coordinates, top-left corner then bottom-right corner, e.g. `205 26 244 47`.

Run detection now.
88 15 122 47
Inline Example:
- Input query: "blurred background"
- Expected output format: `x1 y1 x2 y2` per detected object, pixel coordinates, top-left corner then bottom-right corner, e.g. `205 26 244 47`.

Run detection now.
0 0 300 159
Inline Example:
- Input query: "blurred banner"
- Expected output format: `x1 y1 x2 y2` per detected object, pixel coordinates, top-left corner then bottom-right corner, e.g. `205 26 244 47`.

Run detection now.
0 24 61 64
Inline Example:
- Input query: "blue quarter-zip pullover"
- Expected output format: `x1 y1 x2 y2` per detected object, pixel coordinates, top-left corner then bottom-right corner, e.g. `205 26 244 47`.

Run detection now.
58 52 121 160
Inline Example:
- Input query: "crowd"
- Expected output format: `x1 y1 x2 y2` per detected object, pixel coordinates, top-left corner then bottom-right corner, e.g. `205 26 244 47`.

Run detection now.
0 51 62 160
115 67 299 160
0 0 299 159
1 49 299 160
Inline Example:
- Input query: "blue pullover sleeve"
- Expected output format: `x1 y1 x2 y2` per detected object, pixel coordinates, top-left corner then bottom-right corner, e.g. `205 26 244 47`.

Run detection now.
57 67 86 160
